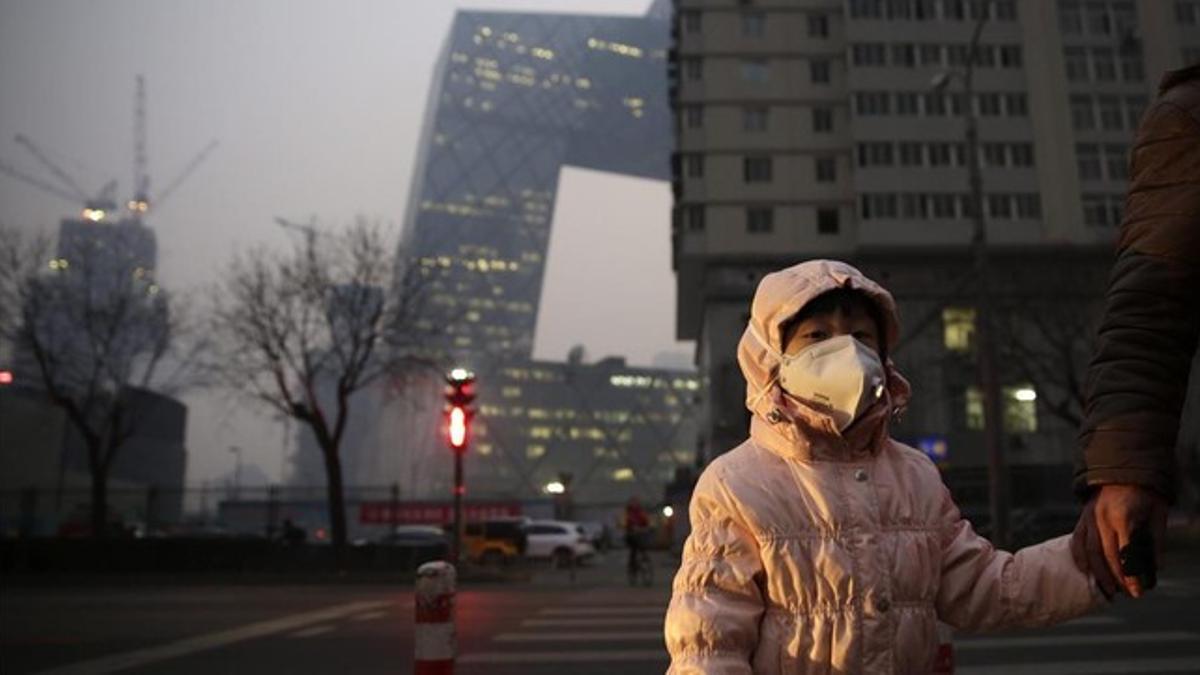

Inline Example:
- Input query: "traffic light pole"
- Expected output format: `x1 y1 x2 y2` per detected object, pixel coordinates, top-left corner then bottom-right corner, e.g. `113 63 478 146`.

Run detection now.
444 368 475 567
453 444 465 566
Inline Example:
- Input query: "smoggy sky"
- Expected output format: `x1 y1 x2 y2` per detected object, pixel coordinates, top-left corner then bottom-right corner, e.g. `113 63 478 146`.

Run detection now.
0 0 691 485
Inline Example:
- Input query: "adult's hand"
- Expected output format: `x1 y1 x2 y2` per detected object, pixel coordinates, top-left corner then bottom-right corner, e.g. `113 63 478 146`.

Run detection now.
1071 484 1169 599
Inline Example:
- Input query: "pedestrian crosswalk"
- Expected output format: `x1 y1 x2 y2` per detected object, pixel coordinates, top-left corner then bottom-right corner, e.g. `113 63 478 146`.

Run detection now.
458 596 670 670
955 608 1200 675
458 586 1200 674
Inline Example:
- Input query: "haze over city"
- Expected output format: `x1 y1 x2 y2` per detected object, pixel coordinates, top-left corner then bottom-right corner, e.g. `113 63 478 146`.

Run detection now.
0 0 689 485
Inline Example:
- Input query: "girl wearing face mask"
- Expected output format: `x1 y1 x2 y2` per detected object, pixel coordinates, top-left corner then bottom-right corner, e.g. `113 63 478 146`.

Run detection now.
664 259 1102 675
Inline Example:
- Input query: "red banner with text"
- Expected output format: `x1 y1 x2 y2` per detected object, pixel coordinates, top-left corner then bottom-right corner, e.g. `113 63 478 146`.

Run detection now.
358 501 521 525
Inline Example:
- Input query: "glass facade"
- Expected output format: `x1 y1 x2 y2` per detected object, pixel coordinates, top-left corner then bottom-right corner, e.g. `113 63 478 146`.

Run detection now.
400 9 670 366
304 6 688 503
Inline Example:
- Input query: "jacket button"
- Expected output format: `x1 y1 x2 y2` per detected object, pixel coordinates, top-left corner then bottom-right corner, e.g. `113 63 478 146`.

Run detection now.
854 468 868 482
876 597 891 613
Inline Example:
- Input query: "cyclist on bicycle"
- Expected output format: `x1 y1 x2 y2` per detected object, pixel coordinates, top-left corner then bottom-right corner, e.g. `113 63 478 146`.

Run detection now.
623 496 650 576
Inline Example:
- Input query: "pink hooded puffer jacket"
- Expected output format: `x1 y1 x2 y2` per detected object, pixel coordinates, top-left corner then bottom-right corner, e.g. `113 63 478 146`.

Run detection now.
664 260 1101 674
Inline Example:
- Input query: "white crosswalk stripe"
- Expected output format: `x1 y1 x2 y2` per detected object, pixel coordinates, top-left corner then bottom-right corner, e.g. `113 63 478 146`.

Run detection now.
461 602 669 666
463 595 1200 671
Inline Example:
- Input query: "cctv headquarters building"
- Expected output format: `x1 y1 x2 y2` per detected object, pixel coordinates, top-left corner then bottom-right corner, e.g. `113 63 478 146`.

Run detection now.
317 1 700 504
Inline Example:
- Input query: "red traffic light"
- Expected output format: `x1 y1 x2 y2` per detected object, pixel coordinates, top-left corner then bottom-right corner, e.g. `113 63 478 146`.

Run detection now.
447 405 469 450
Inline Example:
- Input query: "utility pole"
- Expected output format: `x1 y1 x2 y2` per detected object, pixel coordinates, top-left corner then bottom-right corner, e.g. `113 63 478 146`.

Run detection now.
932 3 1010 548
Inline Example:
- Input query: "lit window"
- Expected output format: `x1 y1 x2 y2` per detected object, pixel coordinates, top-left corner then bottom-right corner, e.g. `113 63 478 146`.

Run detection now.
526 445 546 459
612 467 635 481
943 307 976 352
1005 386 1038 432
965 385 1039 432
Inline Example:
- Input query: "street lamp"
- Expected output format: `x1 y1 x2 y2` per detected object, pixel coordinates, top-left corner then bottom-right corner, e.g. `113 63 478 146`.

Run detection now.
931 4 1011 548
545 481 566 495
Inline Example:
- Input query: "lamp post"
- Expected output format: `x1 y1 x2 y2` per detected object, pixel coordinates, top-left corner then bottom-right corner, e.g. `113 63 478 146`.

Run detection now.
931 4 1010 549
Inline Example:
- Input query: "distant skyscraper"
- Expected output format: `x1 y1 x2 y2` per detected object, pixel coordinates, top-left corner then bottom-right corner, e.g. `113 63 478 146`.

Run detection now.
399 5 670 366
299 3 700 503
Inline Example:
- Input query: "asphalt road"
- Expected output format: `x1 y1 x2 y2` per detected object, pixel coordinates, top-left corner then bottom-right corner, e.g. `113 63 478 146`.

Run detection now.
3 551 1199 675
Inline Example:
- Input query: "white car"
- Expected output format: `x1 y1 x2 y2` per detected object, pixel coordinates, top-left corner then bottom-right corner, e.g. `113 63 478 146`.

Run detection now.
523 520 596 566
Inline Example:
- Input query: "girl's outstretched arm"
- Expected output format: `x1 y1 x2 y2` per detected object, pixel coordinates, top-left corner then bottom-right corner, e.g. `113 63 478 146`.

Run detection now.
935 482 1104 632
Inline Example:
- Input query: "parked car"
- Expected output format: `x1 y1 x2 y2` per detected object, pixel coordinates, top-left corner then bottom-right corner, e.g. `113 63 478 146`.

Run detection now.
576 520 612 551
376 525 447 547
458 517 529 566
523 520 595 567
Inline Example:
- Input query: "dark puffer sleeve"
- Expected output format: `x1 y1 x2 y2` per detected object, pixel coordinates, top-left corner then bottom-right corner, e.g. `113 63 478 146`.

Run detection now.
1076 85 1200 502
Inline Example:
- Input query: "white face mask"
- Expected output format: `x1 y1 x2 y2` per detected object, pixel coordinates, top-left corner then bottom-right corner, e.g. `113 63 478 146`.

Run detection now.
778 334 886 431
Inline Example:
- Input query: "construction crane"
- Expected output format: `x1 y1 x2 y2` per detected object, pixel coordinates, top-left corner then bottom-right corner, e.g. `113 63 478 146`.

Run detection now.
126 75 219 219
274 216 324 248
274 216 330 269
3 134 118 222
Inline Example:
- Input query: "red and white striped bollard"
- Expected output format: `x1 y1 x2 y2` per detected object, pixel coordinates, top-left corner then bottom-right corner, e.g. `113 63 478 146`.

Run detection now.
415 561 456 675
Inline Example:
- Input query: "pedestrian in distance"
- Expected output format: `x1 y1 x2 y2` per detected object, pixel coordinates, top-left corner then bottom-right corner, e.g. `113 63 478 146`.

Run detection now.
664 260 1105 674
1072 62 1200 601
623 496 651 577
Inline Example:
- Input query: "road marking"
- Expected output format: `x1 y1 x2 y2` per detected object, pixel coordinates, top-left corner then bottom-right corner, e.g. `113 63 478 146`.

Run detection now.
522 617 663 627
288 625 333 639
29 600 389 675
958 656 1200 675
538 607 665 616
351 611 387 622
460 650 668 664
955 630 1197 650
496 631 663 643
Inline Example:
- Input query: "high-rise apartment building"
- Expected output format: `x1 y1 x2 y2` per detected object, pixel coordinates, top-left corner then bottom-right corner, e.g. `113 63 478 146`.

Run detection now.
670 0 1197 487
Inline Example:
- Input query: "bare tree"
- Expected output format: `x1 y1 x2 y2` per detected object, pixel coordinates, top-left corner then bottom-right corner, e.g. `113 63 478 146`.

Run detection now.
991 271 1104 430
0 223 195 537
210 218 433 557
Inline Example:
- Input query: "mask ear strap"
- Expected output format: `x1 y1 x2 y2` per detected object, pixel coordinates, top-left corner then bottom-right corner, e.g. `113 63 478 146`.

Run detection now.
747 373 779 411
745 322 783 411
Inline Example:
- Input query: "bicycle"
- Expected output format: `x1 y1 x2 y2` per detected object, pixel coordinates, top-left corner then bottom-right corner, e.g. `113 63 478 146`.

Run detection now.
626 532 654 587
